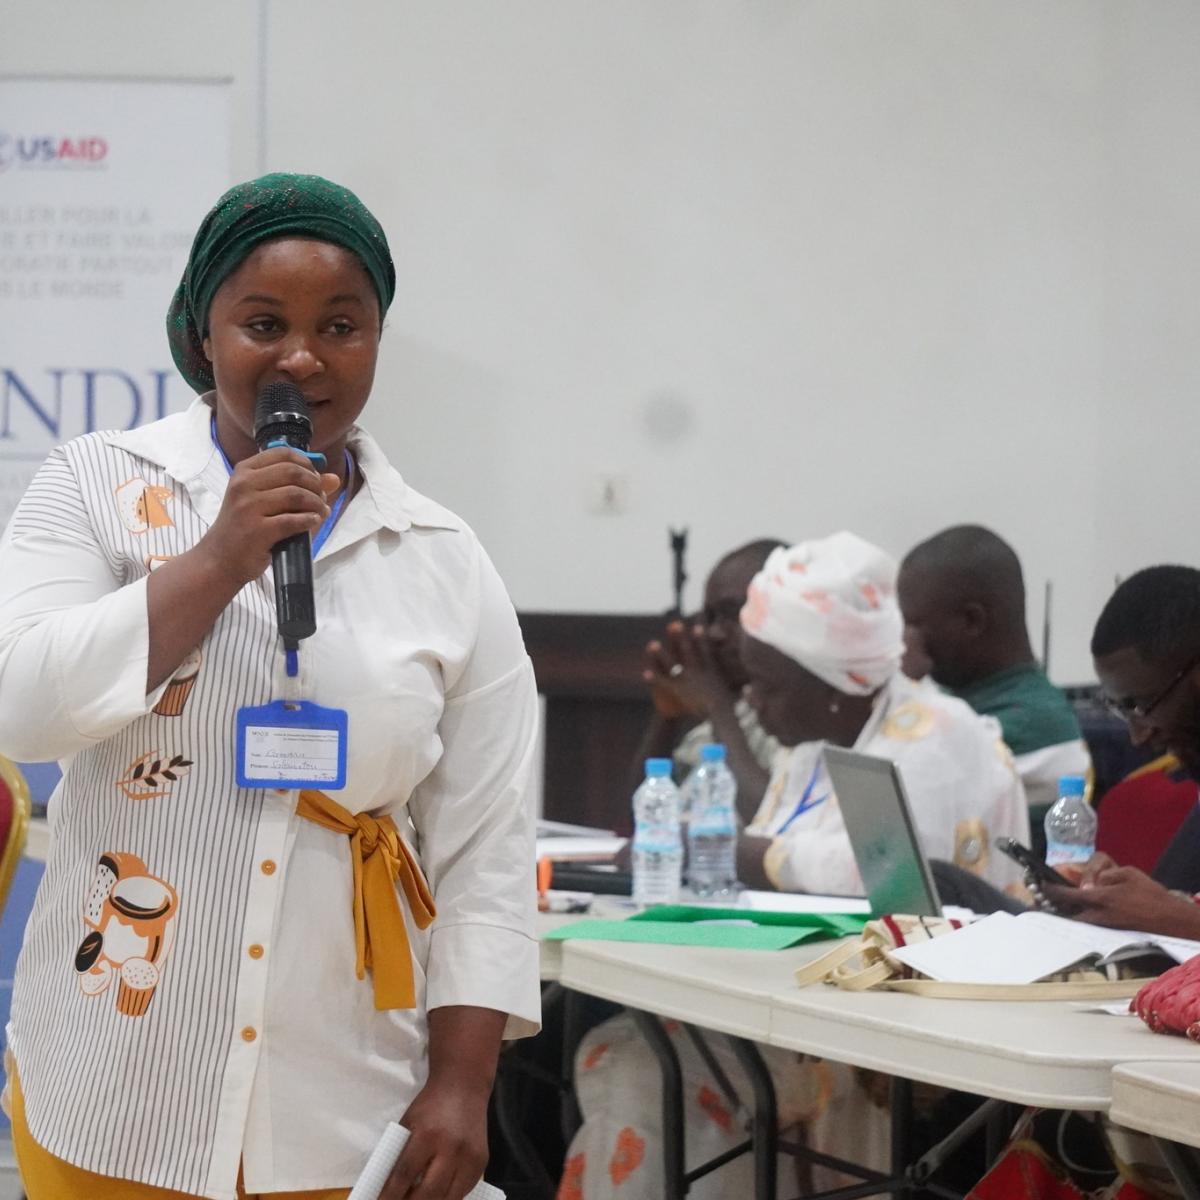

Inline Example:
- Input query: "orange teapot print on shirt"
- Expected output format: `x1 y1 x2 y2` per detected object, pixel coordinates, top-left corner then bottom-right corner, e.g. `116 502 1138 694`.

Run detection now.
113 478 173 534
75 852 179 1018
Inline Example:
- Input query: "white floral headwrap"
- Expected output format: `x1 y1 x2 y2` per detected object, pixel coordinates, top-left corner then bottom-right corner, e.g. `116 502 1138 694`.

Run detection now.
740 532 903 696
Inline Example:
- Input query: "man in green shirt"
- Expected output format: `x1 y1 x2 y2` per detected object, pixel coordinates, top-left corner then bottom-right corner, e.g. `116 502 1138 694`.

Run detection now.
897 525 1090 815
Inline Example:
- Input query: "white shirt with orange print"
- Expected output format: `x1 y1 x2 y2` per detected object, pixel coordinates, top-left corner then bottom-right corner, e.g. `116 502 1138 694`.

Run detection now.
748 673 1030 895
0 397 540 1199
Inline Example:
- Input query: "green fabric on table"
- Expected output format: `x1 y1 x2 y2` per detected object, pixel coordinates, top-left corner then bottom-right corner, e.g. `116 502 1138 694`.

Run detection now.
543 905 867 950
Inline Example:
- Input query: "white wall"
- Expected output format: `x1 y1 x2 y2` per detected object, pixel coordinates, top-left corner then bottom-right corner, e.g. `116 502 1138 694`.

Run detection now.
7 1 1200 682
1 1 260 175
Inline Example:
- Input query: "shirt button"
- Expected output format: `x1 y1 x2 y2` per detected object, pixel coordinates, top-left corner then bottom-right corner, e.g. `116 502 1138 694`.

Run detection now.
241 1026 257 1043
248 944 264 960
261 860 276 875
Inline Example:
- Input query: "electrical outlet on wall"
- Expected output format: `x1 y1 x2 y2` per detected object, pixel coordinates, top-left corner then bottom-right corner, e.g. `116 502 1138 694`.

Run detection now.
587 472 629 516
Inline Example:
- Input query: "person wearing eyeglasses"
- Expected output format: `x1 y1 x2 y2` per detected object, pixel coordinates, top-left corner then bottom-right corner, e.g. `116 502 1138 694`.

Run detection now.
1040 565 1200 937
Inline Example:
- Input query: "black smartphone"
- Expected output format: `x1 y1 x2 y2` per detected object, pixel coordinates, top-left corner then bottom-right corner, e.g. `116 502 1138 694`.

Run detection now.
996 837 1078 889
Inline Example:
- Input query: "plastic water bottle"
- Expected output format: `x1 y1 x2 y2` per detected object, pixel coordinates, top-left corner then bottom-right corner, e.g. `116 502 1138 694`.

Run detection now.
632 758 683 907
1044 775 1097 867
685 744 739 897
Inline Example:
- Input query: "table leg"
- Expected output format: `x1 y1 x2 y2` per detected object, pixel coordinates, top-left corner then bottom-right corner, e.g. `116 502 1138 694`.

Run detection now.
630 1009 687 1200
890 1076 912 1181
560 986 585 1144
910 1096 1004 1194
684 1025 749 1125
1154 1137 1200 1200
983 1102 1011 1168
726 1036 778 1200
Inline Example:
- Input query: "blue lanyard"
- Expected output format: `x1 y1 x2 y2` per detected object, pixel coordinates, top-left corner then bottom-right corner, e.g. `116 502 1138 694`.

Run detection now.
311 481 351 557
776 757 830 835
210 415 353 558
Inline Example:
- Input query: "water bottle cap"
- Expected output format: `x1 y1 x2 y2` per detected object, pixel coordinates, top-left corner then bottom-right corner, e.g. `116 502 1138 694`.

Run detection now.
645 758 673 778
1058 775 1086 797
700 744 727 763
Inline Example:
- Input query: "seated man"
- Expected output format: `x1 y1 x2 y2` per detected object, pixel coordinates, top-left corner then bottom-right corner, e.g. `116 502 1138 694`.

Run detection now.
634 538 785 812
1043 565 1200 930
897 524 1090 814
559 534 1029 1200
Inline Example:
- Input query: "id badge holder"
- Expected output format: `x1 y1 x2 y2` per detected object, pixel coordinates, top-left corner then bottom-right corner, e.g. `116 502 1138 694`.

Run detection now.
236 699 348 790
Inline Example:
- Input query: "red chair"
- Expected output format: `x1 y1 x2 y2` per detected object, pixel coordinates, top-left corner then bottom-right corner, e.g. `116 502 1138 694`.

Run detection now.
1095 754 1197 875
0 754 32 914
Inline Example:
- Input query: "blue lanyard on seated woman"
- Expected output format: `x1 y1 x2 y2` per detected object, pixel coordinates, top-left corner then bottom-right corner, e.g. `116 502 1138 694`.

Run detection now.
776 756 830 835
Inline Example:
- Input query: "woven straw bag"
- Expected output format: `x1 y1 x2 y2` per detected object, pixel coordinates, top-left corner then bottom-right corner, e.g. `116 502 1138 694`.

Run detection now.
794 913 1146 1000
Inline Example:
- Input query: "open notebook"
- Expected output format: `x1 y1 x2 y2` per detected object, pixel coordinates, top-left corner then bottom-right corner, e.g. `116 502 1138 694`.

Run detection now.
889 910 1200 985
349 1122 504 1200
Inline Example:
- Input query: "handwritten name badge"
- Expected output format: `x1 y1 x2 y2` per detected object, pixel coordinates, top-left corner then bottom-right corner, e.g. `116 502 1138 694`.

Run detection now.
236 700 348 790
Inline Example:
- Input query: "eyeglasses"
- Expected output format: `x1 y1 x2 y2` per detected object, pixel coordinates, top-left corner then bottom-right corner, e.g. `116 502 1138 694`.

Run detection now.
1102 653 1200 724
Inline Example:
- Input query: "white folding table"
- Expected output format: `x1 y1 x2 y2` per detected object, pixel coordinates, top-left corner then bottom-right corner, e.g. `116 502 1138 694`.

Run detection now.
1110 1059 1200 1199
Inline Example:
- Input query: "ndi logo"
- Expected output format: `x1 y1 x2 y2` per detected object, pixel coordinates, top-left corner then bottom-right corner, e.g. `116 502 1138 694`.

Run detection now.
0 132 109 172
1 367 182 448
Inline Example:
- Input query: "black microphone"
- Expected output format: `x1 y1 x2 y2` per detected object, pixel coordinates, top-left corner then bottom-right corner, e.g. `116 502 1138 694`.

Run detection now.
254 381 317 647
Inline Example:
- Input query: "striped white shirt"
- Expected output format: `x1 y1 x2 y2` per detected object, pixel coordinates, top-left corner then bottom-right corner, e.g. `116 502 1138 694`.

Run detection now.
0 398 540 1198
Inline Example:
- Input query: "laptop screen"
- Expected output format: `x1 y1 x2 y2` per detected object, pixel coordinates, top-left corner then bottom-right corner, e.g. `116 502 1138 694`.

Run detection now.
821 746 943 918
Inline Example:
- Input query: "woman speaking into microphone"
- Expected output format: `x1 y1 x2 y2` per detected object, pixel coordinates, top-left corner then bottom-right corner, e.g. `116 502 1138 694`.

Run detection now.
0 174 539 1200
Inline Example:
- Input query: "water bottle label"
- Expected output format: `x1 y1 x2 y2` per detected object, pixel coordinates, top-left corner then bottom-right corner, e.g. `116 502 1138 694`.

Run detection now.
1045 842 1093 867
634 823 681 854
689 813 736 837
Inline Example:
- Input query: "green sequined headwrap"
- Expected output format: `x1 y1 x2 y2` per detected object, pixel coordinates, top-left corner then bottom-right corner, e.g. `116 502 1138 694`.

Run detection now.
166 172 396 394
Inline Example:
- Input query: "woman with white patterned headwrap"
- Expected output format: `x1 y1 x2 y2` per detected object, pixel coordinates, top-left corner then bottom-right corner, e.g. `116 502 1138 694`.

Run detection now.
737 531 1029 896
556 534 1030 1200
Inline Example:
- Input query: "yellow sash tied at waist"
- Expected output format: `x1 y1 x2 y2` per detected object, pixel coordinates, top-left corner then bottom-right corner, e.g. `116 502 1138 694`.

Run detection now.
296 789 436 1010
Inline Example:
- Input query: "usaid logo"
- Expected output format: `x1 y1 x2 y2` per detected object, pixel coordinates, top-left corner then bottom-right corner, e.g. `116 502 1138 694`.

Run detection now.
0 132 109 172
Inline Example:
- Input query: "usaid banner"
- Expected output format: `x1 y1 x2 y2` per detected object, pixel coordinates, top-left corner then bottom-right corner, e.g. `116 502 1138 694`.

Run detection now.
0 78 230 526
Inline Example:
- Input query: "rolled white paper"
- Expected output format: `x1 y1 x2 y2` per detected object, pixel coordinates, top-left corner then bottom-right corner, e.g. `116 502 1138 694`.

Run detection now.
348 1121 505 1200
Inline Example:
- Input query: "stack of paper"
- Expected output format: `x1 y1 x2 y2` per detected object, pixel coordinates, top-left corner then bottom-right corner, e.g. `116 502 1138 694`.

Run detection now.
535 835 627 861
535 817 627 863
536 818 617 838
889 911 1200 985
349 1122 504 1200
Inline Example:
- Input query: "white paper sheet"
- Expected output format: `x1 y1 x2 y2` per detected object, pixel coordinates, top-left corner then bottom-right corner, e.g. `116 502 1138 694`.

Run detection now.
890 912 1074 984
1148 934 1200 965
1073 1002 1137 1016
243 724 341 782
737 890 871 915
890 909 1200 984
349 1122 504 1200
536 818 618 838
1019 911 1200 966
535 836 627 861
